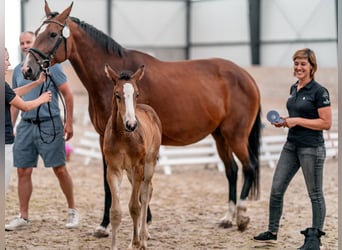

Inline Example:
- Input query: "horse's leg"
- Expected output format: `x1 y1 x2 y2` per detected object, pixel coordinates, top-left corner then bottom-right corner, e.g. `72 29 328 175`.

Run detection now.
222 158 239 228
106 166 123 250
94 157 111 238
146 203 152 224
234 110 261 232
235 161 254 232
234 144 260 231
216 106 260 232
128 169 143 249
229 134 260 231
212 132 238 228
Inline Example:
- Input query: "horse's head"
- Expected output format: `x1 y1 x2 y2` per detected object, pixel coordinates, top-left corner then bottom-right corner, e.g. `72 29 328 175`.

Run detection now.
105 64 145 132
22 1 74 80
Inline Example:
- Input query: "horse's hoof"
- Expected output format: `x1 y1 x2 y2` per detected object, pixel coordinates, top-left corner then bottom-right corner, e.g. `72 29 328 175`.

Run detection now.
93 225 109 238
237 216 250 232
218 220 233 229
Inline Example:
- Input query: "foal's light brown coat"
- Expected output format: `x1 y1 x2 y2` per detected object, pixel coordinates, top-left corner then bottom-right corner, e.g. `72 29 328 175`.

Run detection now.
103 65 162 250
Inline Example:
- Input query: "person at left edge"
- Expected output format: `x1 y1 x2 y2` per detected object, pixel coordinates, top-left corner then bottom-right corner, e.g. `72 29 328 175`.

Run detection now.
5 47 51 193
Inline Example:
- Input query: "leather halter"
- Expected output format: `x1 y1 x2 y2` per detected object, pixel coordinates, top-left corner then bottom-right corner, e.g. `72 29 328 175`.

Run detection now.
29 20 69 71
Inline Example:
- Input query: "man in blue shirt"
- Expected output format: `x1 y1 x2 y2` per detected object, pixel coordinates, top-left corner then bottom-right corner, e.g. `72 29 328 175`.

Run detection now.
6 31 79 231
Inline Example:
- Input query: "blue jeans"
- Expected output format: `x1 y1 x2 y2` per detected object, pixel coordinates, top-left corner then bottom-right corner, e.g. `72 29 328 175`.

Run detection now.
268 141 326 232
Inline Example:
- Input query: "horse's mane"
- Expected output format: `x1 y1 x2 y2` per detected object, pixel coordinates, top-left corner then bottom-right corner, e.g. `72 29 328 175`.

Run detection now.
45 12 124 57
118 71 133 80
69 16 124 57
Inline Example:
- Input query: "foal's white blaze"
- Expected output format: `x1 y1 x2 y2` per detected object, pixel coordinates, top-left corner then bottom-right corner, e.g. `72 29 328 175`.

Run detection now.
123 83 136 126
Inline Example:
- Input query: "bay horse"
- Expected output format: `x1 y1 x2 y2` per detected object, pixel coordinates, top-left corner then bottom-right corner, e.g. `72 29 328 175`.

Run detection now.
23 1 261 236
103 64 162 250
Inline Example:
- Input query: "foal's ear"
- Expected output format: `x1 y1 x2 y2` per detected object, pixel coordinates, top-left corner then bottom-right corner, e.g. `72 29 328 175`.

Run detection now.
104 64 119 81
133 65 145 81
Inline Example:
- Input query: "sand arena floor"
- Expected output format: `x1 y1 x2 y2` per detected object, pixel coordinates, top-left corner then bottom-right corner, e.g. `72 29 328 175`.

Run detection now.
5 66 338 249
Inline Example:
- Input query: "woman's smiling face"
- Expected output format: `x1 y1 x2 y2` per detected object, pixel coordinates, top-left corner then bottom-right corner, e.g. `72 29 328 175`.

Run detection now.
293 58 312 81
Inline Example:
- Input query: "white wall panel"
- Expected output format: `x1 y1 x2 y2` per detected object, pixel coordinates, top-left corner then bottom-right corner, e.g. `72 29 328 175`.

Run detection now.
190 46 251 66
112 1 186 46
261 0 336 41
261 43 337 67
260 0 337 67
191 0 249 43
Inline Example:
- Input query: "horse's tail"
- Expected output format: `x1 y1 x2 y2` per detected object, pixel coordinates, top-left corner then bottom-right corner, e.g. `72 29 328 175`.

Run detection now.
248 106 261 200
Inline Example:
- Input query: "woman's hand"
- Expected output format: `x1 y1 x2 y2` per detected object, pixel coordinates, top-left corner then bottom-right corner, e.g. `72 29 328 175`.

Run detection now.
37 72 47 84
39 90 52 103
273 116 288 128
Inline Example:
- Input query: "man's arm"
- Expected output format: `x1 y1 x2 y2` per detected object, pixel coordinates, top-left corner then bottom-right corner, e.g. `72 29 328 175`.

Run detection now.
11 106 20 127
58 82 74 141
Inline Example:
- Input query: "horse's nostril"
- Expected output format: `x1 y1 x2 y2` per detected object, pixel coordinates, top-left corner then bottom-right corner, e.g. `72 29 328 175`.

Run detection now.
125 121 137 132
23 67 33 80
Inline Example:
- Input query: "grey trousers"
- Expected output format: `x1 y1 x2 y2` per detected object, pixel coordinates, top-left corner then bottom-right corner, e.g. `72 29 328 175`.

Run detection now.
268 141 326 232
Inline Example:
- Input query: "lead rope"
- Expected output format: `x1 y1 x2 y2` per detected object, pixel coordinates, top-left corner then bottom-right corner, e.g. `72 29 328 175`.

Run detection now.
35 70 66 144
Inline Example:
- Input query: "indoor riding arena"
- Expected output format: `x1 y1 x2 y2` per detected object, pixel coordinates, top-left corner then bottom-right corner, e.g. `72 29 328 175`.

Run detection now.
5 0 338 249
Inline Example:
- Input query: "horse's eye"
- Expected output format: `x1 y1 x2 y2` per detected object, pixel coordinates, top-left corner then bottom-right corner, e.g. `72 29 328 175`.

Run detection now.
50 32 57 38
115 94 121 101
136 93 140 98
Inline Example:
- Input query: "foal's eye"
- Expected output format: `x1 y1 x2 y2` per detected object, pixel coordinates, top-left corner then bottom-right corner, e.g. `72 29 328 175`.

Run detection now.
136 93 140 98
115 94 121 101
50 32 57 38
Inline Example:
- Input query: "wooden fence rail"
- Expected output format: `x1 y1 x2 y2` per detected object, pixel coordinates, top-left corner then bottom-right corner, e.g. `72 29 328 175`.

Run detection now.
73 129 338 174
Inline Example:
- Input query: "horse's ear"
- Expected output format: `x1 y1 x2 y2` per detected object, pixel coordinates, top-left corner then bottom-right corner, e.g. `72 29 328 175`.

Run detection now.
44 0 52 16
133 65 145 81
57 2 73 22
104 64 119 81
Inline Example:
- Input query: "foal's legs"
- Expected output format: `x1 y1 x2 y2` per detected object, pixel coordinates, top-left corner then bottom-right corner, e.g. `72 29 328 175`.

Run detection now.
106 167 123 250
128 167 143 249
139 162 155 249
98 158 153 238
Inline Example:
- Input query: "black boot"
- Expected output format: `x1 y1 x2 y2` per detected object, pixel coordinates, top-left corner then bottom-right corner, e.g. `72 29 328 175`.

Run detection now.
297 227 325 250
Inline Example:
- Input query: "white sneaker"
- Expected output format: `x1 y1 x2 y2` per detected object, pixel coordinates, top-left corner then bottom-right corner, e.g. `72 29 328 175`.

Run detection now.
5 215 29 231
65 208 80 228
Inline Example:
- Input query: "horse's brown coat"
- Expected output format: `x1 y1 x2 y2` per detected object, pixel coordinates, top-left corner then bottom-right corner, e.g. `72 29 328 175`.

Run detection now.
23 1 262 234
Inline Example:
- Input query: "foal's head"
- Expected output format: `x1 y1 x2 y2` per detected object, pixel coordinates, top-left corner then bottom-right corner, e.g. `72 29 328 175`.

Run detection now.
105 64 145 132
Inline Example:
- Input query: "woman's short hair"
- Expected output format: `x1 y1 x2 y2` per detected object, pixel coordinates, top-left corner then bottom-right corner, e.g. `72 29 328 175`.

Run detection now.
292 48 317 79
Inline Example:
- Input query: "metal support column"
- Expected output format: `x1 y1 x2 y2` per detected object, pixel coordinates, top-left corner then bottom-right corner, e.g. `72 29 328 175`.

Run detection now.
185 0 191 60
249 0 261 65
107 0 112 36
